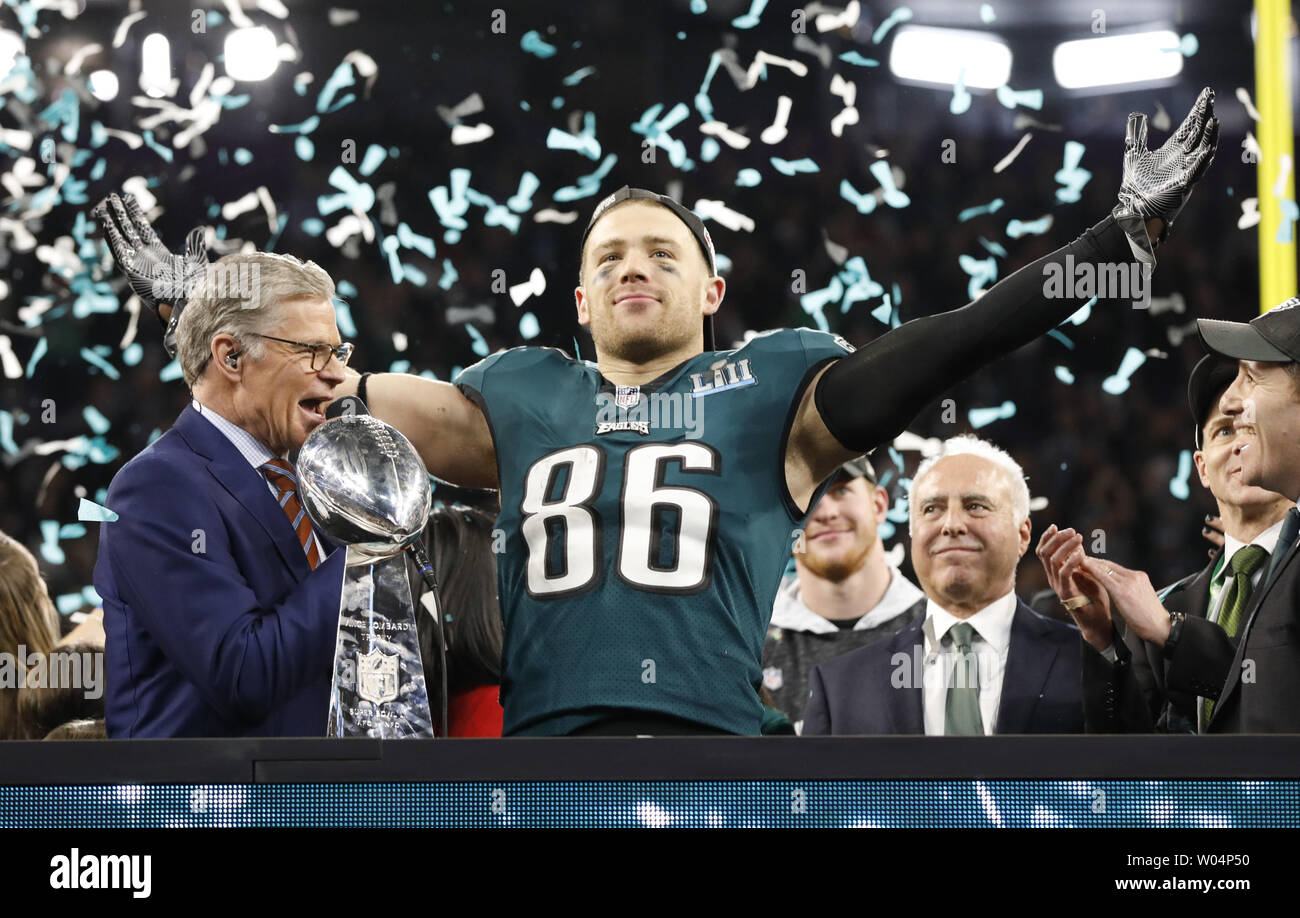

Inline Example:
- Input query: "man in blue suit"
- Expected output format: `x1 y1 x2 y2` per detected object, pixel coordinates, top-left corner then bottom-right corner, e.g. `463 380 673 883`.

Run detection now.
803 435 1084 735
94 251 351 737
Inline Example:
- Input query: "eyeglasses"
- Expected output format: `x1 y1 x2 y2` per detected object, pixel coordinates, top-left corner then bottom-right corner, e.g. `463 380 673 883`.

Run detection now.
252 334 355 371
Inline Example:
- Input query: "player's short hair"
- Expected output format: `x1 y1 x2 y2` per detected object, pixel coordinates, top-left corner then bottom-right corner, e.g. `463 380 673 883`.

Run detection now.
175 252 335 387
908 435 1031 534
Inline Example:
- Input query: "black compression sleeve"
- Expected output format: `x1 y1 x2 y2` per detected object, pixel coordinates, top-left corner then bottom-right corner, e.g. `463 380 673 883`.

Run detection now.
815 215 1136 452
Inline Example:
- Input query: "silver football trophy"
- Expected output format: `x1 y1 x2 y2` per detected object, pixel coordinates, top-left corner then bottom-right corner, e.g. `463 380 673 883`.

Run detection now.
297 406 439 738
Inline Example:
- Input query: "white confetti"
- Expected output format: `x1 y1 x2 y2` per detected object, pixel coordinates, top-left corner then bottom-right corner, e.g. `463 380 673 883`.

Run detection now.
509 267 546 306
451 123 494 145
534 209 579 224
993 132 1032 173
699 121 751 149
760 95 792 144
693 199 755 232
1236 86 1260 121
112 11 147 49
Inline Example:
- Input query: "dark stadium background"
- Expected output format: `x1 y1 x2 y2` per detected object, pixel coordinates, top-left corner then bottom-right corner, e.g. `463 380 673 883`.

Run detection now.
0 0 1271 611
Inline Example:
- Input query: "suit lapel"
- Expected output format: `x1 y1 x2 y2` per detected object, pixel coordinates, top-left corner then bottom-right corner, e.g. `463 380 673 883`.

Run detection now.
886 626 925 734
174 406 312 578
994 601 1057 734
1214 537 1300 717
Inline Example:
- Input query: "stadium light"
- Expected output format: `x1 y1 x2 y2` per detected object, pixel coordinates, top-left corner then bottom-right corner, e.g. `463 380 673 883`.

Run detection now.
88 69 119 102
0 28 23 79
140 32 171 98
887 25 1012 90
1052 30 1183 90
224 26 279 82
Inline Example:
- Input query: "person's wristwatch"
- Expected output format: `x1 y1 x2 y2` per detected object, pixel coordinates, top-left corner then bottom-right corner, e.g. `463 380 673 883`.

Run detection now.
1162 612 1187 661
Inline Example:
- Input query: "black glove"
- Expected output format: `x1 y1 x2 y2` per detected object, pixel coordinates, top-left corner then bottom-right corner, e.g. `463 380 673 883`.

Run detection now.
1113 86 1219 252
91 192 209 359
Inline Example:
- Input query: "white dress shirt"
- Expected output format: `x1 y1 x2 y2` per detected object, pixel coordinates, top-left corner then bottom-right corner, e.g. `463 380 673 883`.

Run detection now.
192 399 279 493
921 591 1017 736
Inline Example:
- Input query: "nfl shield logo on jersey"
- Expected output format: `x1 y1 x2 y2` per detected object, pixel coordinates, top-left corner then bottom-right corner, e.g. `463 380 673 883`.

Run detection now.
615 385 641 409
763 666 784 691
357 648 400 704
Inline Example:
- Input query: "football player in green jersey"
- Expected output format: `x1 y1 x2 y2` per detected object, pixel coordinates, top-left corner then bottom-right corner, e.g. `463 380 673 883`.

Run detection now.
95 91 1218 735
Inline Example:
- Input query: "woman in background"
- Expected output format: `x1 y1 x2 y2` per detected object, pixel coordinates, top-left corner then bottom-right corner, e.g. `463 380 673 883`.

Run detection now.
0 531 63 739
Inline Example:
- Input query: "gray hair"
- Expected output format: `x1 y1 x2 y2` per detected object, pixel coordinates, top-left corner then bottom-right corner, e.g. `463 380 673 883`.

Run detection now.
175 252 336 387
908 434 1031 535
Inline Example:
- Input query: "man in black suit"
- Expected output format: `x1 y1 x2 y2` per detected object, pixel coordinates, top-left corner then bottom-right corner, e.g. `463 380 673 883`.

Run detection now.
803 435 1084 735
1038 354 1293 732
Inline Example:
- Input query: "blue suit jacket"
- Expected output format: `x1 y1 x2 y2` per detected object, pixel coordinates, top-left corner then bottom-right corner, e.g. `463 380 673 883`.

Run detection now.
95 405 346 737
802 598 1085 735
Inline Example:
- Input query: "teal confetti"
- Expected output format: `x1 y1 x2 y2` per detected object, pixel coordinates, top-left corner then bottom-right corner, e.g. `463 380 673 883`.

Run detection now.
771 157 820 176
234 147 253 165
701 137 720 162
552 153 618 201
333 299 358 337
0 410 17 454
390 359 411 373
160 359 183 382
839 52 879 67
519 312 541 339
969 400 1016 429
25 337 47 376
677 31 686 39
872 7 913 44
301 217 325 236
76 496 116 523
1006 215 1053 238
552 96 564 109
980 3 996 22
958 254 998 299
82 405 110 435
958 198 1004 222
1276 199 1298 244
995 85 1044 110
563 66 596 85
123 342 143 366
1102 347 1146 395
59 523 86 539
1054 141 1092 204
631 102 692 169
439 259 459 290
55 594 84 615
508 172 540 212
466 324 490 357
79 348 120 379
691 0 706 11
521 30 557 59
1054 366 1075 385
337 279 359 297
731 0 768 29
1064 296 1096 326
295 136 315 161
359 143 387 176
40 520 64 565
736 168 762 187
978 237 1007 258
140 130 174 162
1169 450 1193 499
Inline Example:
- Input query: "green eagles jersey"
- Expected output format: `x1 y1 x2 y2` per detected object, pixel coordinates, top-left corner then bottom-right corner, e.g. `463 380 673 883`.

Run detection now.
455 328 854 735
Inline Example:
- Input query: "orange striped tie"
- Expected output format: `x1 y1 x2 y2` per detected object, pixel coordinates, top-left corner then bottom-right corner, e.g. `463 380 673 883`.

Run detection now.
261 458 321 569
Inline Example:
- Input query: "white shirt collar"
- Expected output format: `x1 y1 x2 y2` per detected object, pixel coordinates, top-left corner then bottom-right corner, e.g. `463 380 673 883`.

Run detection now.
1221 514 1289 576
769 566 925 634
923 590 1017 655
192 398 279 469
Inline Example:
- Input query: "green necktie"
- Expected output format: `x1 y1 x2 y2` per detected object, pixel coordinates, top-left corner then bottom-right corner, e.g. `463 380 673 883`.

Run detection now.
1203 544 1269 723
944 622 984 736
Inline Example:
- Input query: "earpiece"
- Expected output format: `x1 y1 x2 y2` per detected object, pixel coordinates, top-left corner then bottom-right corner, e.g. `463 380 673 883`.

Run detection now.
226 352 240 367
